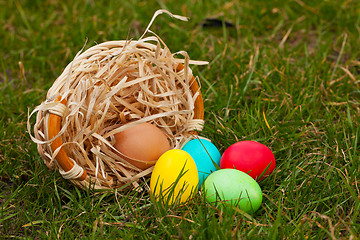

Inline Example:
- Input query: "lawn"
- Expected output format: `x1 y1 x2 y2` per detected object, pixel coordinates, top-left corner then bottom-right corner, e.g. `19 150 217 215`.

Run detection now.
1 0 360 239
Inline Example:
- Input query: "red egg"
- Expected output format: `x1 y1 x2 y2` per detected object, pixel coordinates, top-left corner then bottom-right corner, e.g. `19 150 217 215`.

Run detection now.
220 141 275 181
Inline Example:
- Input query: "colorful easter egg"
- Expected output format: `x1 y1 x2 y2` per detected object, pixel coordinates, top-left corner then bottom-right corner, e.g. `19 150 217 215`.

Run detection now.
202 169 262 213
150 149 199 205
220 141 275 181
181 138 221 188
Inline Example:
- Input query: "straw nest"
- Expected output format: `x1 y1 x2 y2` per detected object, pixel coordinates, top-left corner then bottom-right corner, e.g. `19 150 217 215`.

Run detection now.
28 11 207 191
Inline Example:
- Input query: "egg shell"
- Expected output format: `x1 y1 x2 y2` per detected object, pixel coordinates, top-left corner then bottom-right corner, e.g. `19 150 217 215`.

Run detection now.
181 139 221 189
150 149 199 205
202 169 262 213
113 122 171 170
220 141 275 181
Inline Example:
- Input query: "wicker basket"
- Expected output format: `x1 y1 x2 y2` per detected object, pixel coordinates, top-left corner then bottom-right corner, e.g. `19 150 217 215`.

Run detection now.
28 36 205 190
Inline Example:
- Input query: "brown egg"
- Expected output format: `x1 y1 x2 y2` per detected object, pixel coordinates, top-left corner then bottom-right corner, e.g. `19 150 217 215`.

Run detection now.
113 122 171 170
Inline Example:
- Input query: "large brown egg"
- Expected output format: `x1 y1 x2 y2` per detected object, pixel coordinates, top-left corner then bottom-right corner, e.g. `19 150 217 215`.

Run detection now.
113 122 171 170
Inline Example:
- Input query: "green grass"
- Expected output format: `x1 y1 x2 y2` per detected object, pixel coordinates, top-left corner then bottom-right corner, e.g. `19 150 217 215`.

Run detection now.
1 0 360 238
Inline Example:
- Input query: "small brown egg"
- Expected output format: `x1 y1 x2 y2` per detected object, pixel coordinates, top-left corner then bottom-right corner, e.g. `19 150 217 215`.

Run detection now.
113 122 171 170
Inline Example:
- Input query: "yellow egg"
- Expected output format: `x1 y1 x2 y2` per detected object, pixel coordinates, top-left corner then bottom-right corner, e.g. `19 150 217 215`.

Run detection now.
150 149 199 205
113 122 171 170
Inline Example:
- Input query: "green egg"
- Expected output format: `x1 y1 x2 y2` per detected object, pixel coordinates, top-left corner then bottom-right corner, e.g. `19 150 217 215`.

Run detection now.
202 169 262 214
